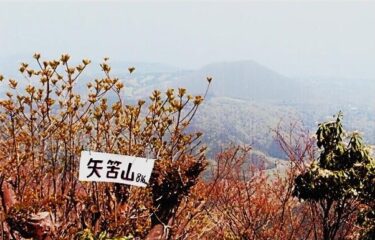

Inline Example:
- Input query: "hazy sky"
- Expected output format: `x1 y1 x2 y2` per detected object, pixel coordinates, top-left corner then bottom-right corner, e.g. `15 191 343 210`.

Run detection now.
1 1 375 78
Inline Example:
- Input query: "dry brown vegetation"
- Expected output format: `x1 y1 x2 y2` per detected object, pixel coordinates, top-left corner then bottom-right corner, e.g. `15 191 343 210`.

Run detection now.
0 54 373 239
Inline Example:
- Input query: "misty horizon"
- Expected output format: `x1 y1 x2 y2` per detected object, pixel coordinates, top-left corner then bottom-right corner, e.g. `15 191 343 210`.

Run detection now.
1 1 375 79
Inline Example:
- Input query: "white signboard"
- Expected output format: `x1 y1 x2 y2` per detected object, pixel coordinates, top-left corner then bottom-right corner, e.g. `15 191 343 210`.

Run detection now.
79 151 155 187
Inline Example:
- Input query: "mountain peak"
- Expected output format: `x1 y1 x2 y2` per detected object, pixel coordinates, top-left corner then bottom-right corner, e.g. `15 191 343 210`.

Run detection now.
179 60 300 102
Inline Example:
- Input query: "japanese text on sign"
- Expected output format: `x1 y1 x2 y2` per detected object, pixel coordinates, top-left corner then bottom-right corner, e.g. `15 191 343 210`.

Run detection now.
79 151 155 187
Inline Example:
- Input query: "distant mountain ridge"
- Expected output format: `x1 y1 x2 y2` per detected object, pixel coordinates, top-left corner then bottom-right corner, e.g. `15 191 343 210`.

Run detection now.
116 60 305 104
178 60 303 103
1 58 374 164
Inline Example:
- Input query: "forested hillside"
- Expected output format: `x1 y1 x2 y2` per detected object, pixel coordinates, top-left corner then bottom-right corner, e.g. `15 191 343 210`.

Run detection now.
0 55 374 239
2 58 375 169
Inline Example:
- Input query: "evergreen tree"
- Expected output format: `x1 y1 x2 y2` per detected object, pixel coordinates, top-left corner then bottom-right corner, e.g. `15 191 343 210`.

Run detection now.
293 112 375 240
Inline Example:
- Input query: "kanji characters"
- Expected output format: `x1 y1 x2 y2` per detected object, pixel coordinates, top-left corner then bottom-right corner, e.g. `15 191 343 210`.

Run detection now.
85 158 136 183
121 163 134 181
107 160 121 179
87 158 103 178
